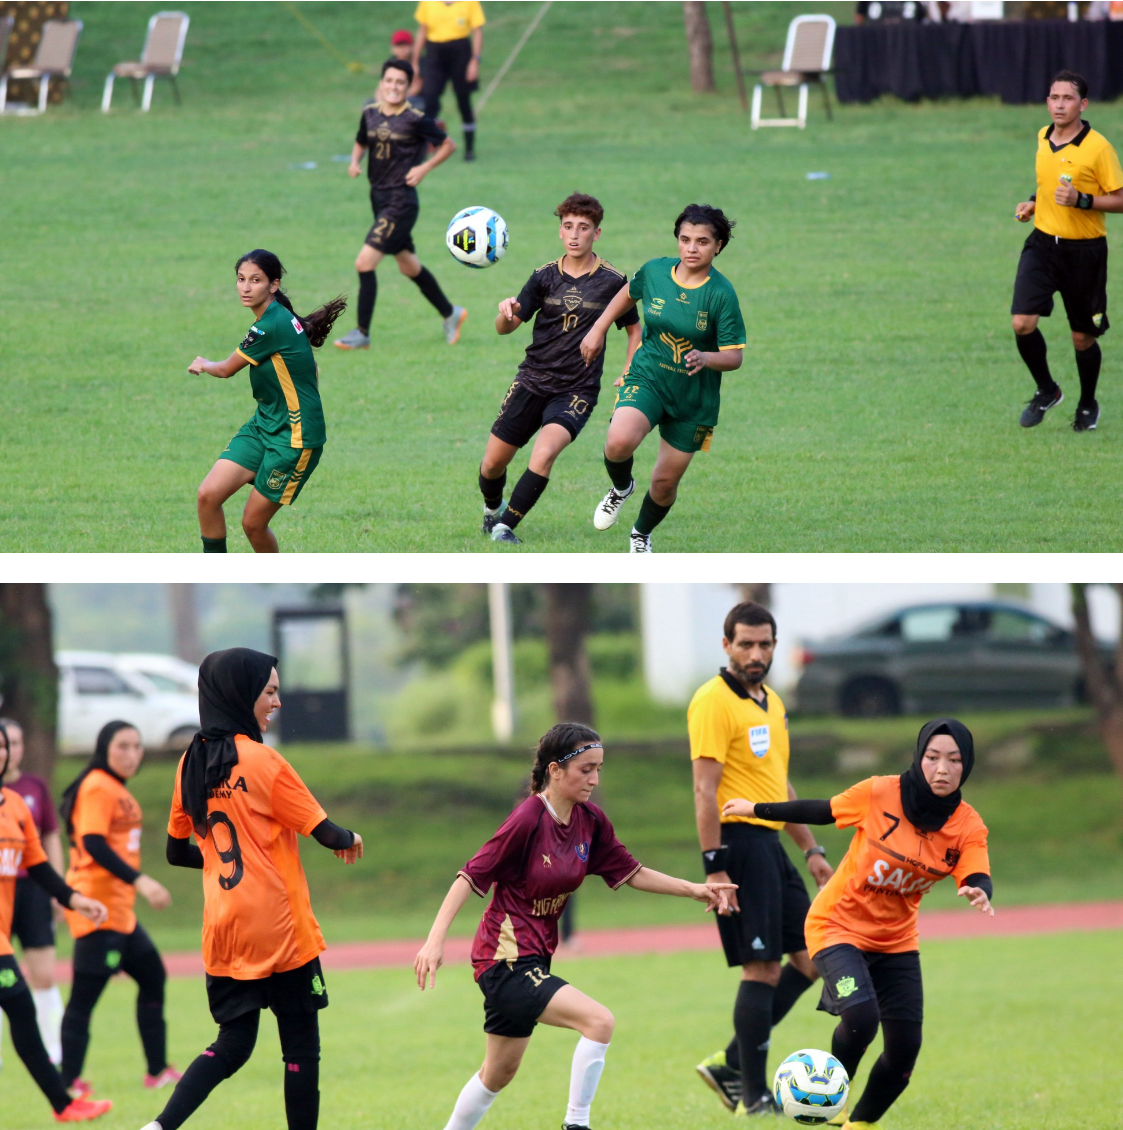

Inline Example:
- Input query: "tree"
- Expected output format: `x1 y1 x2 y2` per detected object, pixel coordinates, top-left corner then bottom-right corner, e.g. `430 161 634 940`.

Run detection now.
683 1 715 93
543 585 595 725
166 584 202 663
0 584 59 783
1070 583 1123 778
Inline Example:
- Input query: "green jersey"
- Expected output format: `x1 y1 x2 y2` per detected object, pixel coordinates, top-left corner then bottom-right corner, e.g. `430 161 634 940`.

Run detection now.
626 257 746 425
235 298 326 448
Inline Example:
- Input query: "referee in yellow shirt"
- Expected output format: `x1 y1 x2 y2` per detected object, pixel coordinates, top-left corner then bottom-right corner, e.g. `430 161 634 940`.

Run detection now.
411 1 485 161
1013 70 1123 431
689 601 834 1118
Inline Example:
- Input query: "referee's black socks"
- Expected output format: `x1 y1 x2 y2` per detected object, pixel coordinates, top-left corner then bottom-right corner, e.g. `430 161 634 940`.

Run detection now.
771 963 814 1026
412 267 454 320
1076 340 1102 407
501 470 549 529
1015 328 1057 394
732 980 774 1098
479 469 506 512
357 270 376 334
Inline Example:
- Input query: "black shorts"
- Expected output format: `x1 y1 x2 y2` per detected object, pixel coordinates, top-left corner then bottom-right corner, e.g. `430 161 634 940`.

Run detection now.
715 824 811 966
11 875 55 949
477 955 568 1038
1012 228 1109 336
72 921 159 978
491 378 599 448
0 953 30 1002
812 944 923 1024
366 188 419 254
206 956 329 1025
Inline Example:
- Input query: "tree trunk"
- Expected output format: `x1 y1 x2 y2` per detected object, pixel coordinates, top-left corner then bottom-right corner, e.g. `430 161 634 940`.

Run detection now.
543 585 595 725
167 584 202 663
1070 583 1123 780
683 1 715 93
0 585 59 784
739 584 771 607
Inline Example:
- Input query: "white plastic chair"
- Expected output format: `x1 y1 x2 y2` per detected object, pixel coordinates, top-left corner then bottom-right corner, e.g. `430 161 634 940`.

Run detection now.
102 11 190 112
750 15 836 130
0 19 83 114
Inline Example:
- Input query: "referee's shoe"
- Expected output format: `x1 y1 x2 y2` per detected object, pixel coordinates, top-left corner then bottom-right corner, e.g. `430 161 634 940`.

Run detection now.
696 1050 742 1112
1020 384 1063 427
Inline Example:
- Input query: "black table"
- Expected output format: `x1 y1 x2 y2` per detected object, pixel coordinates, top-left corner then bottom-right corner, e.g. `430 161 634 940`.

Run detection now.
835 19 1123 104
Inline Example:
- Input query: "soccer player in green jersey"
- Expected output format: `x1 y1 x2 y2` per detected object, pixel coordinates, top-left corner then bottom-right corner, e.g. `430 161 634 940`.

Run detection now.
188 250 346 553
580 205 746 552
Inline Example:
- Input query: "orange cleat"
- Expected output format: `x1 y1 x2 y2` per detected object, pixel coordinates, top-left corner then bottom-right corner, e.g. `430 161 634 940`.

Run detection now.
67 1080 94 1101
55 1098 113 1122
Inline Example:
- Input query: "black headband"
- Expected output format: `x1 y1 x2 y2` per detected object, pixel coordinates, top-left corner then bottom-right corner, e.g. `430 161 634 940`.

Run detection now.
556 742 602 764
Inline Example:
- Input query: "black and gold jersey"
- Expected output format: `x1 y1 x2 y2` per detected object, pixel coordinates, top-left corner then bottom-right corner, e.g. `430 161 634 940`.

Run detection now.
355 100 446 192
513 257 639 396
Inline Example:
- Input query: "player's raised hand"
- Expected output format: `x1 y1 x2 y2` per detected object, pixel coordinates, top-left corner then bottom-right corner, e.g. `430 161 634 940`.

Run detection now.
414 938 444 990
1014 200 1035 222
1055 175 1078 207
684 349 709 376
689 880 738 915
70 894 108 927
721 798 755 819
498 297 521 322
580 328 606 366
335 832 363 865
957 884 994 916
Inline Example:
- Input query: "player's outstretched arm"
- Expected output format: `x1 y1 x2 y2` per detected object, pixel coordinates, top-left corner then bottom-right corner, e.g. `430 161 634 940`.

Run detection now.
310 819 363 864
496 297 523 334
405 136 456 187
25 861 107 926
626 866 737 914
781 780 834 889
188 351 250 379
580 282 637 366
957 876 994 916
683 348 743 377
414 874 472 990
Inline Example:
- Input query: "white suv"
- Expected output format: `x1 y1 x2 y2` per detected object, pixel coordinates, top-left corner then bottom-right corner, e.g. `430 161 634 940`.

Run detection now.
56 651 199 756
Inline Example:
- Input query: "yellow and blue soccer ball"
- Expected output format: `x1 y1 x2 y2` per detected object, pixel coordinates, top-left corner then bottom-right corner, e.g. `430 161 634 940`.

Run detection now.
773 1049 849 1124
445 206 508 268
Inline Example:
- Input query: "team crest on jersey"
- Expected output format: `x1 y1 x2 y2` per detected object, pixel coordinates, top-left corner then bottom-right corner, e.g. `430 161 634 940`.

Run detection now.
647 297 665 315
267 468 289 491
696 310 708 331
291 316 304 334
542 853 552 868
575 841 590 862
376 122 391 141
240 326 264 350
943 847 961 868
563 291 581 312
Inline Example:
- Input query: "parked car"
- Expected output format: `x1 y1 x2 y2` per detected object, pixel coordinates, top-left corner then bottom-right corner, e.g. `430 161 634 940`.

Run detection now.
56 651 199 755
793 601 1107 717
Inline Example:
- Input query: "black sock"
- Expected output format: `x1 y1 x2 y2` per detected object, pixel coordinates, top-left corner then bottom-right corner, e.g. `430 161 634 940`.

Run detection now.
357 270 376 333
634 491 671 536
3 990 71 1113
734 980 775 1098
725 1035 741 1072
849 1019 922 1123
412 266 453 319
603 453 634 492
1015 328 1056 394
501 469 549 529
464 124 476 155
479 469 506 511
1076 341 1102 406
283 1060 320 1130
771 964 814 1026
201 536 226 553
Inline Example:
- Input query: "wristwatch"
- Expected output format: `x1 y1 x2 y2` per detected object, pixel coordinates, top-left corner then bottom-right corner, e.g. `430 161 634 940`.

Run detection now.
804 845 827 861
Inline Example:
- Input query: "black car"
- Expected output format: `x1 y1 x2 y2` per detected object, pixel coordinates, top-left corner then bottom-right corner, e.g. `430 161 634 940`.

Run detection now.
793 600 1101 717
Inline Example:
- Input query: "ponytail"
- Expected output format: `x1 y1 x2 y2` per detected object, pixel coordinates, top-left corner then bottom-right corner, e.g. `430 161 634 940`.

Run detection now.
529 722 601 793
236 250 348 348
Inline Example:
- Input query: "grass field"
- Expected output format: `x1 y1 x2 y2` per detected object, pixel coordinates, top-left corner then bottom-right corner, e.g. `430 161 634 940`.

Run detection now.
5 933 1123 1130
6 2 1123 551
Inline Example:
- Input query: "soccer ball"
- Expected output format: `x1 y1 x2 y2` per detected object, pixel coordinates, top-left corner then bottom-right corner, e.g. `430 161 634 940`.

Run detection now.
445 206 508 268
773 1049 849 1125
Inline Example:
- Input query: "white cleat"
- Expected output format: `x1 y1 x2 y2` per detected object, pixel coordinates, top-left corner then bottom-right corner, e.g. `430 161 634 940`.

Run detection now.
444 305 467 344
593 481 635 530
628 529 652 553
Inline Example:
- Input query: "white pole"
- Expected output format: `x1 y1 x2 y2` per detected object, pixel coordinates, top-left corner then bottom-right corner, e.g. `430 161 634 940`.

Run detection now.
488 583 515 744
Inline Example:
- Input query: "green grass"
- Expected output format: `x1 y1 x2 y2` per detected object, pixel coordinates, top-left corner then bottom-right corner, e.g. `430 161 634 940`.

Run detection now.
6 1 1123 551
6 934 1123 1130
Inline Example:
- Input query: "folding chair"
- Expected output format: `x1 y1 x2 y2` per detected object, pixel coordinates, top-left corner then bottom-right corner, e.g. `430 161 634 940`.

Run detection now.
749 14 836 130
0 19 83 114
102 11 190 112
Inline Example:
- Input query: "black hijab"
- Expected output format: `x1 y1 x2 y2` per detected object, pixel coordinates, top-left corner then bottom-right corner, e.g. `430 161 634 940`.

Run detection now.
59 719 134 839
181 648 277 838
899 718 975 833
0 722 9 789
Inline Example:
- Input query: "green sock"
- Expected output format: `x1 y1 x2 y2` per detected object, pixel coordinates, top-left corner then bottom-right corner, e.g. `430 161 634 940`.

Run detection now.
201 536 227 553
633 491 671 536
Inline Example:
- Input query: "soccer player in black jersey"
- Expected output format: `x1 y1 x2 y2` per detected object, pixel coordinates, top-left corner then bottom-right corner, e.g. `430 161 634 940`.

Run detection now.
336 59 466 351
479 194 641 545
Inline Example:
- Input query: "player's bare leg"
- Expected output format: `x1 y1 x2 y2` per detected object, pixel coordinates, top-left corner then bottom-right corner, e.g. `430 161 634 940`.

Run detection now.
197 459 255 551
241 490 283 553
479 1035 531 1092
594 407 650 531
649 439 694 508
527 423 573 477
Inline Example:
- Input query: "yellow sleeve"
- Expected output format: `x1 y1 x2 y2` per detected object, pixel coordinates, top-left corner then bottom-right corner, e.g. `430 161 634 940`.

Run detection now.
469 1 486 28
1096 142 1123 195
688 692 733 764
414 2 429 27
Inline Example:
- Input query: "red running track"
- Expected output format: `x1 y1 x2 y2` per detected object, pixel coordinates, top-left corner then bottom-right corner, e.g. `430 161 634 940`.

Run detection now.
51 900 1123 982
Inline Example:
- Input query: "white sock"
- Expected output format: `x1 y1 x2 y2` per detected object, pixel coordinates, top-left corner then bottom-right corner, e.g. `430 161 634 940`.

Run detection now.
566 1037 609 1127
32 987 64 1065
443 1072 500 1130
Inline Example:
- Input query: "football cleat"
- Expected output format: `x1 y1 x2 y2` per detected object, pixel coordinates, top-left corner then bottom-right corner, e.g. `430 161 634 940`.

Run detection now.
592 482 634 530
1019 384 1063 427
144 1065 182 1089
490 523 522 545
628 530 652 553
54 1099 112 1123
735 1093 781 1117
68 1080 94 1101
827 1110 849 1126
482 506 503 535
333 328 370 351
1073 400 1100 431
841 1122 878 1130
444 306 468 344
696 1049 743 1112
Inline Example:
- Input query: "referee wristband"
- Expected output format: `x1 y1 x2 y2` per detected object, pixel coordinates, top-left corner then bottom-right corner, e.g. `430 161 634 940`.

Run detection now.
1077 192 1094 210
702 847 730 874
804 845 827 861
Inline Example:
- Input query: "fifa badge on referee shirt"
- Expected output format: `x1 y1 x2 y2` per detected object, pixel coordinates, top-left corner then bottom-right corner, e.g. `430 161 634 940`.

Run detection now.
749 725 770 758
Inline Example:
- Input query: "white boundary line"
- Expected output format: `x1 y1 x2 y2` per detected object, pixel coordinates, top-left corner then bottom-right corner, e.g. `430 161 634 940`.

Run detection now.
476 0 553 113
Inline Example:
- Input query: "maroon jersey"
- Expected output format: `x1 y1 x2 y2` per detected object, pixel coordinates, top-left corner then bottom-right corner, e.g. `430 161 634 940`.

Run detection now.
11 774 57 879
460 795 641 979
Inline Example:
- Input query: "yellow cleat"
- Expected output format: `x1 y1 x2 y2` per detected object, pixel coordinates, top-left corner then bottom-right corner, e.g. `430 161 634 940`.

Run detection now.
827 1112 849 1127
842 1122 879 1130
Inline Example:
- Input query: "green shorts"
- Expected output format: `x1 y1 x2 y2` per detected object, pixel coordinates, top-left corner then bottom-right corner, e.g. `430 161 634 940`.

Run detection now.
613 380 714 454
221 420 323 505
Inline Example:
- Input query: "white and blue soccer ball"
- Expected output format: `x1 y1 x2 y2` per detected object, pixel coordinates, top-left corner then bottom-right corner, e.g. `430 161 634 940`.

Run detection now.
773 1049 849 1125
445 206 508 268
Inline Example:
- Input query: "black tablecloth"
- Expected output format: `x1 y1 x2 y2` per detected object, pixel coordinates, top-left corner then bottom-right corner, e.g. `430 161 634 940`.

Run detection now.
835 20 1123 104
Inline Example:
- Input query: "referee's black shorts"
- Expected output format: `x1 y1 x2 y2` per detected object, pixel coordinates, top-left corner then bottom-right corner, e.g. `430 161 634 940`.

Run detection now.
715 823 811 966
1012 227 1110 337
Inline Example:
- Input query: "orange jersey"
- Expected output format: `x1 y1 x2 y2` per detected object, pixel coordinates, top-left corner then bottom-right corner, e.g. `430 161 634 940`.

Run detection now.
804 775 990 957
168 736 328 980
0 787 49 956
65 769 142 938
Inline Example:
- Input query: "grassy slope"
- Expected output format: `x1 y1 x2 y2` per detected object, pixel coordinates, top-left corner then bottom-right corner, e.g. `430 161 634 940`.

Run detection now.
6 934 1123 1130
4 2 1123 551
